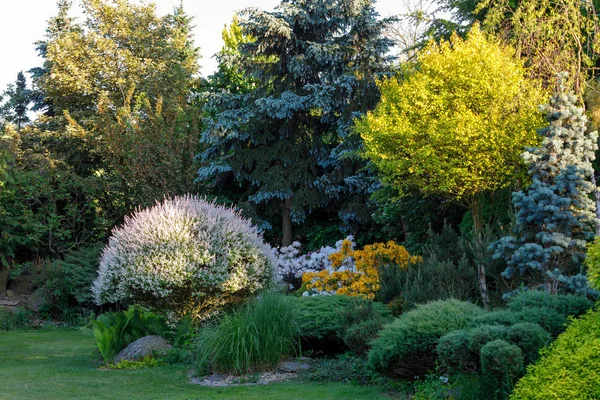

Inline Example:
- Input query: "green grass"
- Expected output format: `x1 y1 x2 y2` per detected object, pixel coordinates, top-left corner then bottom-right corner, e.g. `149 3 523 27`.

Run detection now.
0 329 393 400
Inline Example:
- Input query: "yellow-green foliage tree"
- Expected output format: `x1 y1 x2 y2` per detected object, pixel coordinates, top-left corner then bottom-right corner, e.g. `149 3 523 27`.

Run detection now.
355 25 546 231
43 0 201 207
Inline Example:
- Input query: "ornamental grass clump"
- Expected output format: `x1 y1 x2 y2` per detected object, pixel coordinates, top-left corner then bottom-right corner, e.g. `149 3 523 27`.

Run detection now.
92 195 275 321
196 292 299 375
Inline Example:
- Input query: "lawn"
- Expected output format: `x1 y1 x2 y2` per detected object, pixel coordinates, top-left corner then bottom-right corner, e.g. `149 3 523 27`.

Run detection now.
0 329 394 400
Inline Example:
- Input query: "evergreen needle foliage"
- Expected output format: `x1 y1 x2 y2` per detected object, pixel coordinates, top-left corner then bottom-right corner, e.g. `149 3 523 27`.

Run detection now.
491 74 598 287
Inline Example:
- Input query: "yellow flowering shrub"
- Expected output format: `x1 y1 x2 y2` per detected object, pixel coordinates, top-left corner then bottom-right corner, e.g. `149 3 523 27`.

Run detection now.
302 240 421 300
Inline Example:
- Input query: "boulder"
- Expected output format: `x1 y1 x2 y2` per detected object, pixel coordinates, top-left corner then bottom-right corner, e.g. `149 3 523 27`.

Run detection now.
26 293 43 312
8 275 35 294
114 335 171 363
277 359 311 373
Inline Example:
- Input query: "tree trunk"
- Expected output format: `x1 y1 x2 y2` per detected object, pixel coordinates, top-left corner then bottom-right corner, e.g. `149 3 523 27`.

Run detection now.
591 172 600 235
281 197 293 247
0 268 7 297
468 197 490 310
477 264 489 310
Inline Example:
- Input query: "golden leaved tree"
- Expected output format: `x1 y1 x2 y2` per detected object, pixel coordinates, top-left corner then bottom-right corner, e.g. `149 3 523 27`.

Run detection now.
355 25 547 307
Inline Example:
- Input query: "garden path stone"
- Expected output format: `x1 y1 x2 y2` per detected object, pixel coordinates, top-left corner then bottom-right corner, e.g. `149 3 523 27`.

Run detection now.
277 360 311 373
114 335 171 363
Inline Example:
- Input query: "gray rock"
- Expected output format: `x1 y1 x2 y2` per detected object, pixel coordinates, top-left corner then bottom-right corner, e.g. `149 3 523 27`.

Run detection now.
114 335 172 363
6 290 14 298
277 360 311 373
8 275 35 294
26 293 43 312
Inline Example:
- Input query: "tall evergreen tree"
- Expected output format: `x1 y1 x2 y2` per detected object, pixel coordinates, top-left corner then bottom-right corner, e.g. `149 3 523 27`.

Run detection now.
1 72 31 131
491 74 598 291
198 0 394 245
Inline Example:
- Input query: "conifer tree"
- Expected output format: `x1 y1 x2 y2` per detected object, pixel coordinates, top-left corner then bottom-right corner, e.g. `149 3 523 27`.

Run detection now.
1 72 31 131
198 0 393 245
491 74 598 291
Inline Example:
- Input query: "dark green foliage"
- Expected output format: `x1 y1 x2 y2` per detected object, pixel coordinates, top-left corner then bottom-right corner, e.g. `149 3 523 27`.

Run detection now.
342 320 385 355
299 354 386 386
400 255 479 307
0 71 32 131
507 290 593 317
376 223 481 308
293 295 391 354
436 330 477 372
35 245 103 320
196 292 299 375
0 308 33 331
199 0 394 243
92 306 168 364
161 347 194 365
468 325 510 353
471 310 520 327
367 299 484 377
514 307 567 337
480 339 524 381
507 323 551 363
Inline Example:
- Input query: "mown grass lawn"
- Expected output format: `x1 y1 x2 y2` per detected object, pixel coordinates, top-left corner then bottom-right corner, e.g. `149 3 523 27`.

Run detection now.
0 329 395 400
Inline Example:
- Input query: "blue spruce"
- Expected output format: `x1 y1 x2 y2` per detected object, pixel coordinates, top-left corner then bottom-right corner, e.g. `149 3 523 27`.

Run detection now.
491 73 598 291
197 0 394 245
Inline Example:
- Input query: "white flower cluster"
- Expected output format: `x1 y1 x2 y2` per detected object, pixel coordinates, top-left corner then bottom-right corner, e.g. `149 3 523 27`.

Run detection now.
92 195 275 318
272 236 355 290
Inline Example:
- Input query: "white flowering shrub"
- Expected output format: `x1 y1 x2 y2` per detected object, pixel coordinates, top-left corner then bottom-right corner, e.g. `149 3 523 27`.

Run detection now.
273 236 354 291
92 196 275 321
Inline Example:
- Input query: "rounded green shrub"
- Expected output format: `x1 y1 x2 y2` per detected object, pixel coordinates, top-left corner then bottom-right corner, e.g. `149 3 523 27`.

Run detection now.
293 295 390 353
436 330 477 372
480 339 524 380
515 307 567 337
511 309 600 399
367 299 484 377
468 324 510 353
507 322 550 363
470 310 519 327
508 291 592 317
343 319 385 355
92 196 275 321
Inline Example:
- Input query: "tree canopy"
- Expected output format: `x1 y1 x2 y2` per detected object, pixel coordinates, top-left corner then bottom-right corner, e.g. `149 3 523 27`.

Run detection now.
356 25 546 228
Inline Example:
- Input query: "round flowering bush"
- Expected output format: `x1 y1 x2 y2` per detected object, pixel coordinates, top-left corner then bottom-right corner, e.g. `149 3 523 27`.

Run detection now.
92 196 275 321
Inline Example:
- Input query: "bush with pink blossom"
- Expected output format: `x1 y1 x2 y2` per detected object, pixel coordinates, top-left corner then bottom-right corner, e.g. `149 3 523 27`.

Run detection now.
92 196 275 321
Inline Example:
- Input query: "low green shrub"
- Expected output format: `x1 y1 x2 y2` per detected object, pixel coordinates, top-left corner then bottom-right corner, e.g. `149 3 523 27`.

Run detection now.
92 306 168 364
0 308 33 331
471 310 519 327
35 245 102 321
480 339 524 381
107 355 163 369
468 325 510 353
507 323 550 364
507 291 592 317
436 330 477 372
343 319 384 355
196 292 298 375
367 299 484 377
299 354 386 386
470 306 567 337
293 295 390 354
514 307 567 337
511 309 600 399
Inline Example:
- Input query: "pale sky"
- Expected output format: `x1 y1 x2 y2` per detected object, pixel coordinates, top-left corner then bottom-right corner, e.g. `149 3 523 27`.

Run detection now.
0 0 405 94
